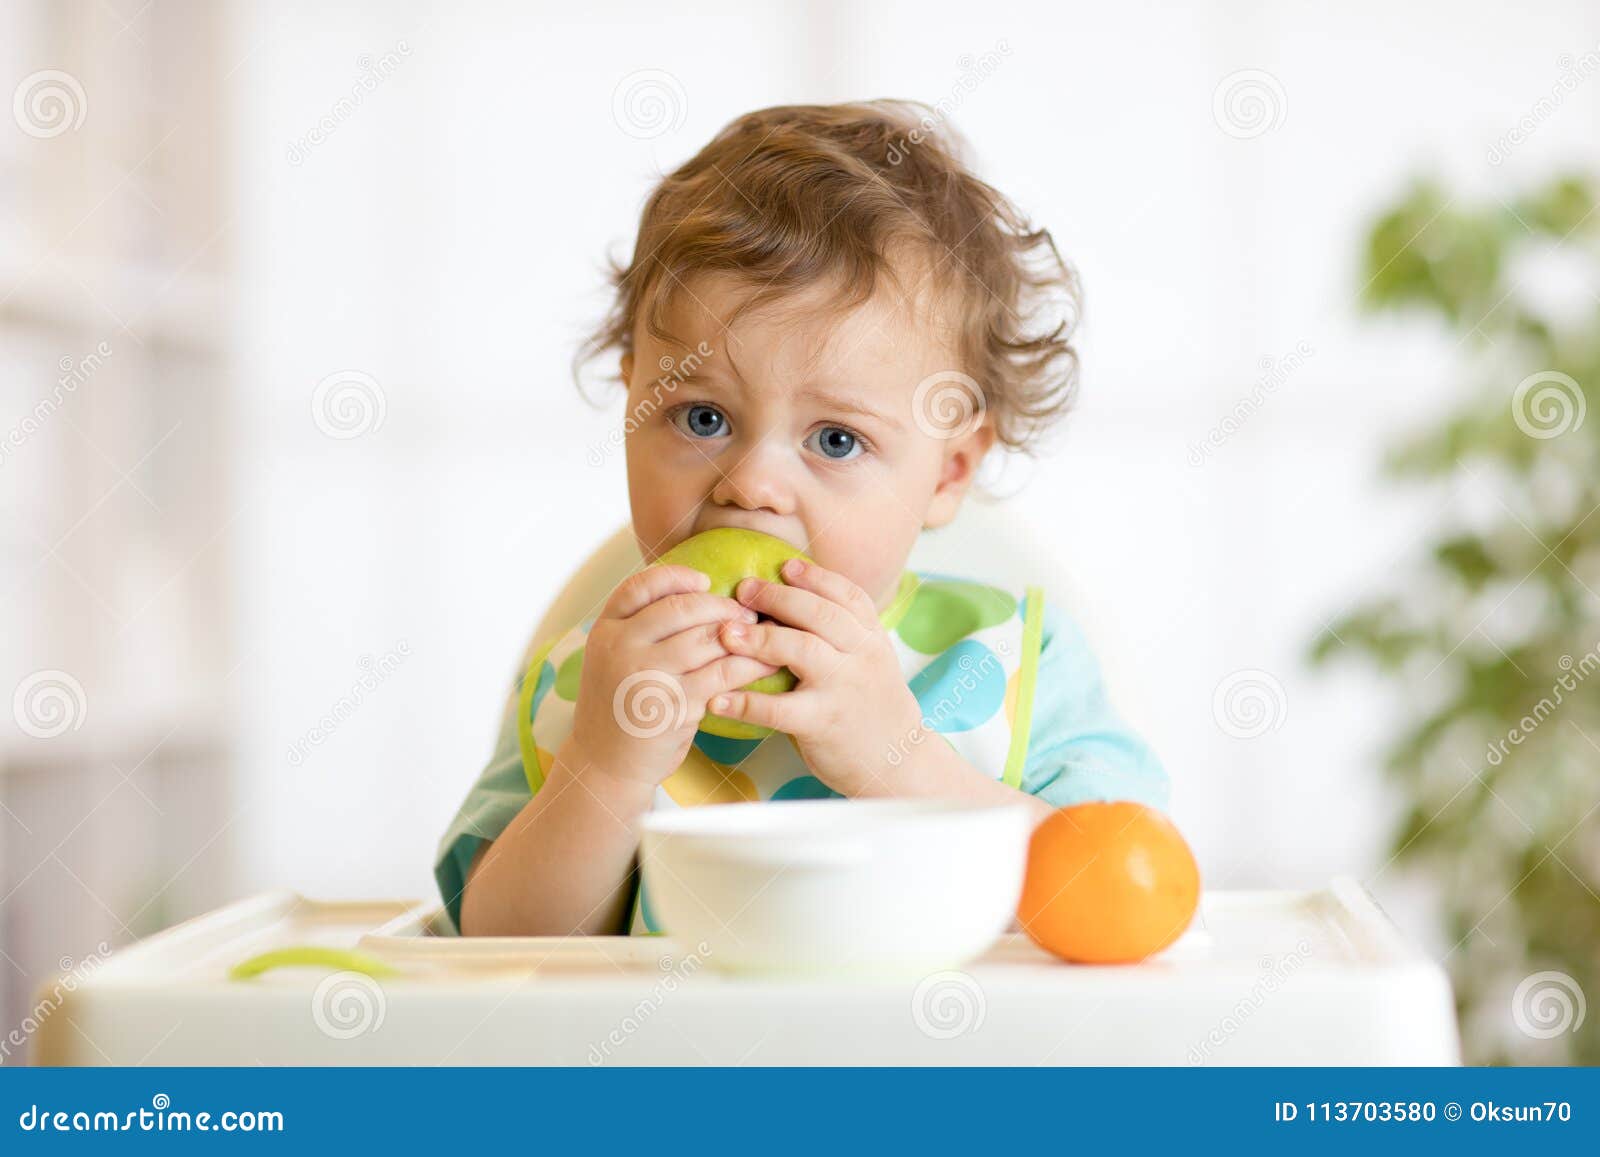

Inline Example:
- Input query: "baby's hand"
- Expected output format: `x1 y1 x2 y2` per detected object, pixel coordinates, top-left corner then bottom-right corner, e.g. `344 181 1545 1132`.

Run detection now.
710 558 924 796
567 565 779 787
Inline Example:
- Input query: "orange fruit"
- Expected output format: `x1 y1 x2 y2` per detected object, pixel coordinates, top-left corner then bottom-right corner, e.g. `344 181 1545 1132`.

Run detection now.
1017 801 1200 964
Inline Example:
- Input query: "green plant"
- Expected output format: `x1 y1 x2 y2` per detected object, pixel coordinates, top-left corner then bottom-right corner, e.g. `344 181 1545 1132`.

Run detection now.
1312 174 1600 1065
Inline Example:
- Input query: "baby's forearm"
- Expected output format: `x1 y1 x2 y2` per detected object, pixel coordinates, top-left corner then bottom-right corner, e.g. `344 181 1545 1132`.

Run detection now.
851 741 1054 827
459 739 655 936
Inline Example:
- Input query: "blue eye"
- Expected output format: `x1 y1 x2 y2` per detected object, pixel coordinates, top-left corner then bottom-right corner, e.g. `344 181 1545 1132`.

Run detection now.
807 425 863 461
672 403 729 439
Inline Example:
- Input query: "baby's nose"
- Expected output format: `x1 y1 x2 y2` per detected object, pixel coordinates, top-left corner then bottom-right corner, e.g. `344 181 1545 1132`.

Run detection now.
709 440 793 514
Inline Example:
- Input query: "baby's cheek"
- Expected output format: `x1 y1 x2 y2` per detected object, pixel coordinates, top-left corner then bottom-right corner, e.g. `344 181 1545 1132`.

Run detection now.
811 521 918 613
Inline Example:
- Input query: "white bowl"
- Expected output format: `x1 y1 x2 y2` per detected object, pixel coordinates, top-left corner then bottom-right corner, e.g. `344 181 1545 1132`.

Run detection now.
638 798 1033 977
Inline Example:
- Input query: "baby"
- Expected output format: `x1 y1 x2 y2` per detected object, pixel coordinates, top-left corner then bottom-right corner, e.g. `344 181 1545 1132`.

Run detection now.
436 100 1168 936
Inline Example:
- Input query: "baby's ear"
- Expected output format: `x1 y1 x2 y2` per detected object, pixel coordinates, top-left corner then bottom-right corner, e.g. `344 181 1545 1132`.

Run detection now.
924 420 997 529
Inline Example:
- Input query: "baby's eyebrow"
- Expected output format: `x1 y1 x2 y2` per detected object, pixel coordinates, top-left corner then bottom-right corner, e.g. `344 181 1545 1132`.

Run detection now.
798 386 904 431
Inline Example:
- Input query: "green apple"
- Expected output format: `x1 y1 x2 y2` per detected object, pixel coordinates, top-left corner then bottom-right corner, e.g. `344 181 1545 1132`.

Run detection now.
653 527 812 740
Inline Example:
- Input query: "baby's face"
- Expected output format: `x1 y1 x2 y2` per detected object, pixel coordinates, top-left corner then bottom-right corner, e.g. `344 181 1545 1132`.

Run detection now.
623 271 993 612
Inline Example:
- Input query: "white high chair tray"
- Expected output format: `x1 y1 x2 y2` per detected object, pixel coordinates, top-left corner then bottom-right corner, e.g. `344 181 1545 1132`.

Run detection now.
32 877 1459 1066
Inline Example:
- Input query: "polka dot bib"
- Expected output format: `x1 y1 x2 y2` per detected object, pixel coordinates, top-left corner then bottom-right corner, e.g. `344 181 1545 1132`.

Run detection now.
514 571 1046 935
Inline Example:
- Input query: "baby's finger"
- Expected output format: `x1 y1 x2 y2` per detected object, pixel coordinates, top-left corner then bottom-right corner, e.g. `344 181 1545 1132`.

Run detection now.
633 590 757 643
685 653 780 701
654 618 752 674
603 565 709 621
708 686 804 735
735 576 867 653
720 620 835 682
774 558 881 630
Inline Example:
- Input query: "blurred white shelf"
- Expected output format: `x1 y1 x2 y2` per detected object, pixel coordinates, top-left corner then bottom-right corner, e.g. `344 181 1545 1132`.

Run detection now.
0 255 226 352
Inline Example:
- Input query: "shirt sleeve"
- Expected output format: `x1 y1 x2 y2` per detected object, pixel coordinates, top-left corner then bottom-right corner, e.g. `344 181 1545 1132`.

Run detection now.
1017 598 1171 812
433 678 535 934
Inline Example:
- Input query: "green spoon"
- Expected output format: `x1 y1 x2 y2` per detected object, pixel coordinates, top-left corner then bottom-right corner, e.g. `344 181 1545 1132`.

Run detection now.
228 946 399 981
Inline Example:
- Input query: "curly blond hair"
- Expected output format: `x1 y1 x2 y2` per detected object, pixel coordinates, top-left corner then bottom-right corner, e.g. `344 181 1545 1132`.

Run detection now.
577 99 1081 454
